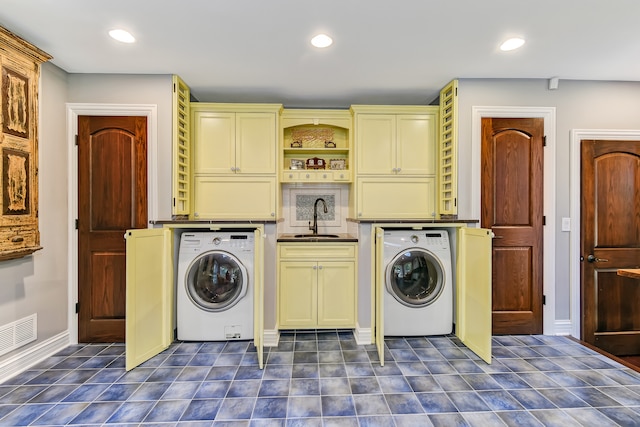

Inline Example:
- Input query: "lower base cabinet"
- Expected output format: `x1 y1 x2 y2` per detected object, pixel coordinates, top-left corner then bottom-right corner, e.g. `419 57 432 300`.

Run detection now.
278 243 357 329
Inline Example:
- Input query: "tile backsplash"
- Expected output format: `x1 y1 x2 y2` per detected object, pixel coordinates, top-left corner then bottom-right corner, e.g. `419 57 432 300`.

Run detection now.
279 185 349 234
295 194 335 222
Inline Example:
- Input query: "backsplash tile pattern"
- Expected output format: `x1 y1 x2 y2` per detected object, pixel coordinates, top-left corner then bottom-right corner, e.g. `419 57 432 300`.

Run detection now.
295 194 335 222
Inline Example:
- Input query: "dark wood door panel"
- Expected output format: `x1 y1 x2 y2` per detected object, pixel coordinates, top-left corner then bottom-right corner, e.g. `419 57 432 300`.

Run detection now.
78 115 147 343
482 117 544 335
581 139 640 355
492 247 532 311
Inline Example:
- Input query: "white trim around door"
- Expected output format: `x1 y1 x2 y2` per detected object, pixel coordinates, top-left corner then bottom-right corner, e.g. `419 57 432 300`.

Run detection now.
66 103 158 344
471 106 556 335
569 129 640 339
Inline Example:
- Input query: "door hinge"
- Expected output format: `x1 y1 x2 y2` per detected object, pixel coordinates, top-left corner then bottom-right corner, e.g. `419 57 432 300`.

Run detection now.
75 219 79 229
75 302 80 313
454 197 457 207
173 197 176 207
75 135 78 146
543 216 546 225
543 135 547 146
542 295 546 305
173 82 176 93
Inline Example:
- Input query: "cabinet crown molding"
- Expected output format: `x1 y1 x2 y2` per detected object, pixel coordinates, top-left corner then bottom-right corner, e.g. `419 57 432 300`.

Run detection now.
0 26 52 64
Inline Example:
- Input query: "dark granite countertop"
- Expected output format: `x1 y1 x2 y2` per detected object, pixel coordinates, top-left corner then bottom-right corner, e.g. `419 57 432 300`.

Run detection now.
346 218 479 224
277 233 358 242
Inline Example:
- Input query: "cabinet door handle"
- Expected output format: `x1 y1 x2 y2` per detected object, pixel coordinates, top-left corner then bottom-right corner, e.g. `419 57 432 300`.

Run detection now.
397 167 401 173
230 167 236 172
392 167 397 173
318 265 323 270
312 265 317 270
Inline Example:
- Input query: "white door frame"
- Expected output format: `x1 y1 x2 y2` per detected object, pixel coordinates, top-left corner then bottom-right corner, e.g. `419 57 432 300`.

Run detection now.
66 103 158 344
471 106 556 335
569 129 640 339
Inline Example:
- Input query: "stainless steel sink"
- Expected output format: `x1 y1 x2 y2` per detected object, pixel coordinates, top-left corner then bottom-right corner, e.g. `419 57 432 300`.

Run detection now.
293 234 340 238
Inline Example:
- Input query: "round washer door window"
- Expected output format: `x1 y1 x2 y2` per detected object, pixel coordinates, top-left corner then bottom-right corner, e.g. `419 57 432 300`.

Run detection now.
185 251 248 312
386 248 445 307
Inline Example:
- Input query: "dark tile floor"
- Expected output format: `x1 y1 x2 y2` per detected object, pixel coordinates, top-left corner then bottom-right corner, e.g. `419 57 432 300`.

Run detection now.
1 331 640 426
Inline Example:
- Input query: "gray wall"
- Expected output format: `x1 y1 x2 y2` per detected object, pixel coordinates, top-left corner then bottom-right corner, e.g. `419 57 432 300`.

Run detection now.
67 73 174 220
0 63 69 364
0 69 174 364
3 73 640 365
456 79 640 320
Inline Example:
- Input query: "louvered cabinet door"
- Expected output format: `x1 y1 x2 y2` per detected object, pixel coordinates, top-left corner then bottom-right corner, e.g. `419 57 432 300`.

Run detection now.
172 75 190 216
438 79 458 216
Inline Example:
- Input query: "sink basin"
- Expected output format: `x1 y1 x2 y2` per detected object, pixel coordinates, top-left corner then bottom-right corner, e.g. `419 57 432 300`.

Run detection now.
293 234 340 238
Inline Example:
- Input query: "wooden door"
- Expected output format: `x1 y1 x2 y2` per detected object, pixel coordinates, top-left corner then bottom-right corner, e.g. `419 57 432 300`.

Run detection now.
481 117 544 335
78 116 147 342
581 139 640 355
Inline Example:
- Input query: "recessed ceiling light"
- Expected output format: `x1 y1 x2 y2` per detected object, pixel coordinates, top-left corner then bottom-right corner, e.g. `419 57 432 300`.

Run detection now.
500 37 525 51
311 34 333 48
109 29 135 43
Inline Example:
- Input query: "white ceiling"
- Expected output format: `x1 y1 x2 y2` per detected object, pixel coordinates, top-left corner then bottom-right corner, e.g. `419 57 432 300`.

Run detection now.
1 0 639 108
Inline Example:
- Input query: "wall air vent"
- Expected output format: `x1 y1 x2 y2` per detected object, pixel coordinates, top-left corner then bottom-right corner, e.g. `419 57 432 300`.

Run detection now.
0 314 37 357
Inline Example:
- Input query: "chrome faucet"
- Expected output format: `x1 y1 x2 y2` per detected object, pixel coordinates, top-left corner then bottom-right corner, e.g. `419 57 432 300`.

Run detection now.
309 198 328 235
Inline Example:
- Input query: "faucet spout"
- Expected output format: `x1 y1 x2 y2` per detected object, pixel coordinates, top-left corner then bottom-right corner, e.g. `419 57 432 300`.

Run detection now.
309 198 328 235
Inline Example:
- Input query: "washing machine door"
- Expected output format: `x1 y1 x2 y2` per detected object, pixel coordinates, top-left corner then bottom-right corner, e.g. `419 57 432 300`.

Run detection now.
185 251 248 312
386 248 445 307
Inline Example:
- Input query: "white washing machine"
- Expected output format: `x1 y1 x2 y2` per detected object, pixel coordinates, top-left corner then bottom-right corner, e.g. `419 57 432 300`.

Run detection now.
383 229 453 336
177 231 254 341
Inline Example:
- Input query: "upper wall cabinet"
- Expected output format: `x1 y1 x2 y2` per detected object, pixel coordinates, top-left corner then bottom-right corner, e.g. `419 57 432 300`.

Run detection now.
0 27 51 261
280 109 352 183
190 103 282 220
353 106 437 176
192 103 282 175
351 105 438 219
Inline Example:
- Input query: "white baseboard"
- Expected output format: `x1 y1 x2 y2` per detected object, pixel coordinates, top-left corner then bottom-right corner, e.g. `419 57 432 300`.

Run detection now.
263 329 279 347
354 325 372 345
0 331 70 383
553 319 574 337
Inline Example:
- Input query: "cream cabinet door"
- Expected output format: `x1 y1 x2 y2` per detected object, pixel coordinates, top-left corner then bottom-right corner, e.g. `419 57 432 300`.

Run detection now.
396 114 436 175
278 261 317 328
193 176 276 220
374 227 385 365
192 111 236 174
457 227 493 364
317 261 356 327
355 114 396 174
356 177 436 219
125 228 173 371
236 112 277 174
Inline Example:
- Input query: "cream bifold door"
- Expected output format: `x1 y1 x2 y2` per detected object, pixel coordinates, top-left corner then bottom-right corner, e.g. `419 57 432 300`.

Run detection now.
374 226 492 365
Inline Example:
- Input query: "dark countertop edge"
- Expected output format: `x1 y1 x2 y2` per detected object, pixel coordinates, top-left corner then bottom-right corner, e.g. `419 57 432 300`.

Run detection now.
346 218 479 224
277 233 358 243
151 219 278 225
